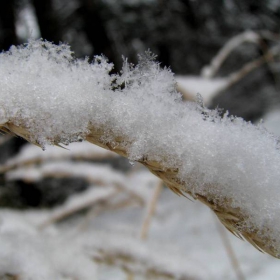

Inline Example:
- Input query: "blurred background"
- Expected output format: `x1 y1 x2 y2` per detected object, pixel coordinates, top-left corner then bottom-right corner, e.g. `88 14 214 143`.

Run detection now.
0 1 280 279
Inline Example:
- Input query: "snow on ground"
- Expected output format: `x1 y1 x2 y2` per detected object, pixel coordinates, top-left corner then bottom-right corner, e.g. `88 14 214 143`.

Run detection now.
0 175 280 279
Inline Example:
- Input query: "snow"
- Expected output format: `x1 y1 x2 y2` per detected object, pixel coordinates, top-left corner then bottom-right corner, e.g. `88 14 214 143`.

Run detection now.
0 186 280 279
176 75 227 105
262 109 280 137
1 39 280 270
15 3 40 41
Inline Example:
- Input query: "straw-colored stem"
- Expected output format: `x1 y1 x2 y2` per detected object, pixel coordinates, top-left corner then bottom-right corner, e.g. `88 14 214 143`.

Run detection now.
215 216 245 280
1 121 279 258
38 188 120 229
85 125 279 258
140 180 163 239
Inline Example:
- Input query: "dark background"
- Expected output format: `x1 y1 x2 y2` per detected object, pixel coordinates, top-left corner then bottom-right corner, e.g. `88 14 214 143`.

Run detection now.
1 0 279 71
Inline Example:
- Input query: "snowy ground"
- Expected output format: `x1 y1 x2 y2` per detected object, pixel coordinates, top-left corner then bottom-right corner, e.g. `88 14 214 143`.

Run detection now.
1 161 280 279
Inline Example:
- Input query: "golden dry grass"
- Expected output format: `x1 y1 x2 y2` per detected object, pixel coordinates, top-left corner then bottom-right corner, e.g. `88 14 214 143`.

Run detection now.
1 121 279 259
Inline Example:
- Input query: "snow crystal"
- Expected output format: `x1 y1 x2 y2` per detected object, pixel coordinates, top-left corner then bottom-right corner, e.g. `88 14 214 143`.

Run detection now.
1 40 280 252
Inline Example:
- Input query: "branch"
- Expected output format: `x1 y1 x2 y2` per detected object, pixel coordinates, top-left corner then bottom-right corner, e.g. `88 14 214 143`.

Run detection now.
1 40 280 258
202 30 280 78
38 187 119 229
213 45 280 96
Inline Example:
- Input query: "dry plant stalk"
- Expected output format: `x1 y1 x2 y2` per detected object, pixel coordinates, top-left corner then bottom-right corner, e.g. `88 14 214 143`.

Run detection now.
0 121 278 258
213 46 280 97
202 30 280 78
140 180 163 239
214 217 245 280
38 188 120 229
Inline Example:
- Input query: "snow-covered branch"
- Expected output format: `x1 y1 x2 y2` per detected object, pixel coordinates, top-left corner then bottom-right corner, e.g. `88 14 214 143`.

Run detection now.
1 40 280 258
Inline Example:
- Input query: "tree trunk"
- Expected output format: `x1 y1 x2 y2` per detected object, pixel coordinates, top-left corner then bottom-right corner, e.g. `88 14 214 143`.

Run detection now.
31 0 61 43
0 0 17 50
77 0 116 65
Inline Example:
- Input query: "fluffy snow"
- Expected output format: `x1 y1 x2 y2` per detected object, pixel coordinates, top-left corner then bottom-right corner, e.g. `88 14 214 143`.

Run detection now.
1 40 280 255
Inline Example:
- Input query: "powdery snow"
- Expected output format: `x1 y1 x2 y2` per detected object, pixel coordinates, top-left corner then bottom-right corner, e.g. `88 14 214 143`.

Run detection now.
0 40 280 256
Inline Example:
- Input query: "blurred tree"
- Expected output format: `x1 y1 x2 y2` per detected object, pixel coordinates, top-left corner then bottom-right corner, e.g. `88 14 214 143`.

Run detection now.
0 0 18 50
31 0 62 43
76 0 117 65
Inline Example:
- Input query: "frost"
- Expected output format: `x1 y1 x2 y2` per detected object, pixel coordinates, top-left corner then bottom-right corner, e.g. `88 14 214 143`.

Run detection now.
1 39 280 254
0 40 115 146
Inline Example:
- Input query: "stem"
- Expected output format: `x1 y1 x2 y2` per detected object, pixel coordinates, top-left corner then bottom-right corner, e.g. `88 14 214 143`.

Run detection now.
140 180 163 239
215 217 246 280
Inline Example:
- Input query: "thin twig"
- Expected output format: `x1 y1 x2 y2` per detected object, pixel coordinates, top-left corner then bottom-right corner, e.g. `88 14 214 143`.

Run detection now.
202 30 280 78
140 180 163 239
38 188 119 230
215 216 246 280
202 31 260 78
214 46 280 96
